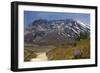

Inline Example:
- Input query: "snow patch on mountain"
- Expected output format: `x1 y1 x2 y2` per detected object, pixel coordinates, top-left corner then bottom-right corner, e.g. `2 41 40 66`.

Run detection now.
24 19 90 44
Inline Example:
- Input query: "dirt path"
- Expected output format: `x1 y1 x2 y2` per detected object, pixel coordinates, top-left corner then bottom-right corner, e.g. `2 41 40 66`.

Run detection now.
30 52 48 61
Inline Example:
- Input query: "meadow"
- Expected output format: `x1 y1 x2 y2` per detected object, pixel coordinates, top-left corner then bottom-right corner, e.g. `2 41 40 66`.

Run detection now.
46 39 90 60
24 39 90 61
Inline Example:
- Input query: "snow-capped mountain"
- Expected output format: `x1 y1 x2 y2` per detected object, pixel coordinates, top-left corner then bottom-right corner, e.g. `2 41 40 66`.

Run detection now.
24 19 90 45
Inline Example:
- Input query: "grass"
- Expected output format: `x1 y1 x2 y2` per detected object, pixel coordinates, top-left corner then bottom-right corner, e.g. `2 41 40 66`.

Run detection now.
24 39 90 61
24 48 37 62
74 39 90 59
46 39 90 60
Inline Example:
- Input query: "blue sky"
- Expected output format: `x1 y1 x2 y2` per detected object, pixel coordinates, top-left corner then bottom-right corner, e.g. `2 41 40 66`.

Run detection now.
24 11 90 27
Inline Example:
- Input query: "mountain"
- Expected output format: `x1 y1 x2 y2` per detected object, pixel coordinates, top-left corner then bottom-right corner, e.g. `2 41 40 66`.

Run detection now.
24 19 90 45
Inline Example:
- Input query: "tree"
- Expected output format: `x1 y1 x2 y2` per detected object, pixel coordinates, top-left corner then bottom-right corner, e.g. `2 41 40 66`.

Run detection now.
76 32 89 41
79 32 88 39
